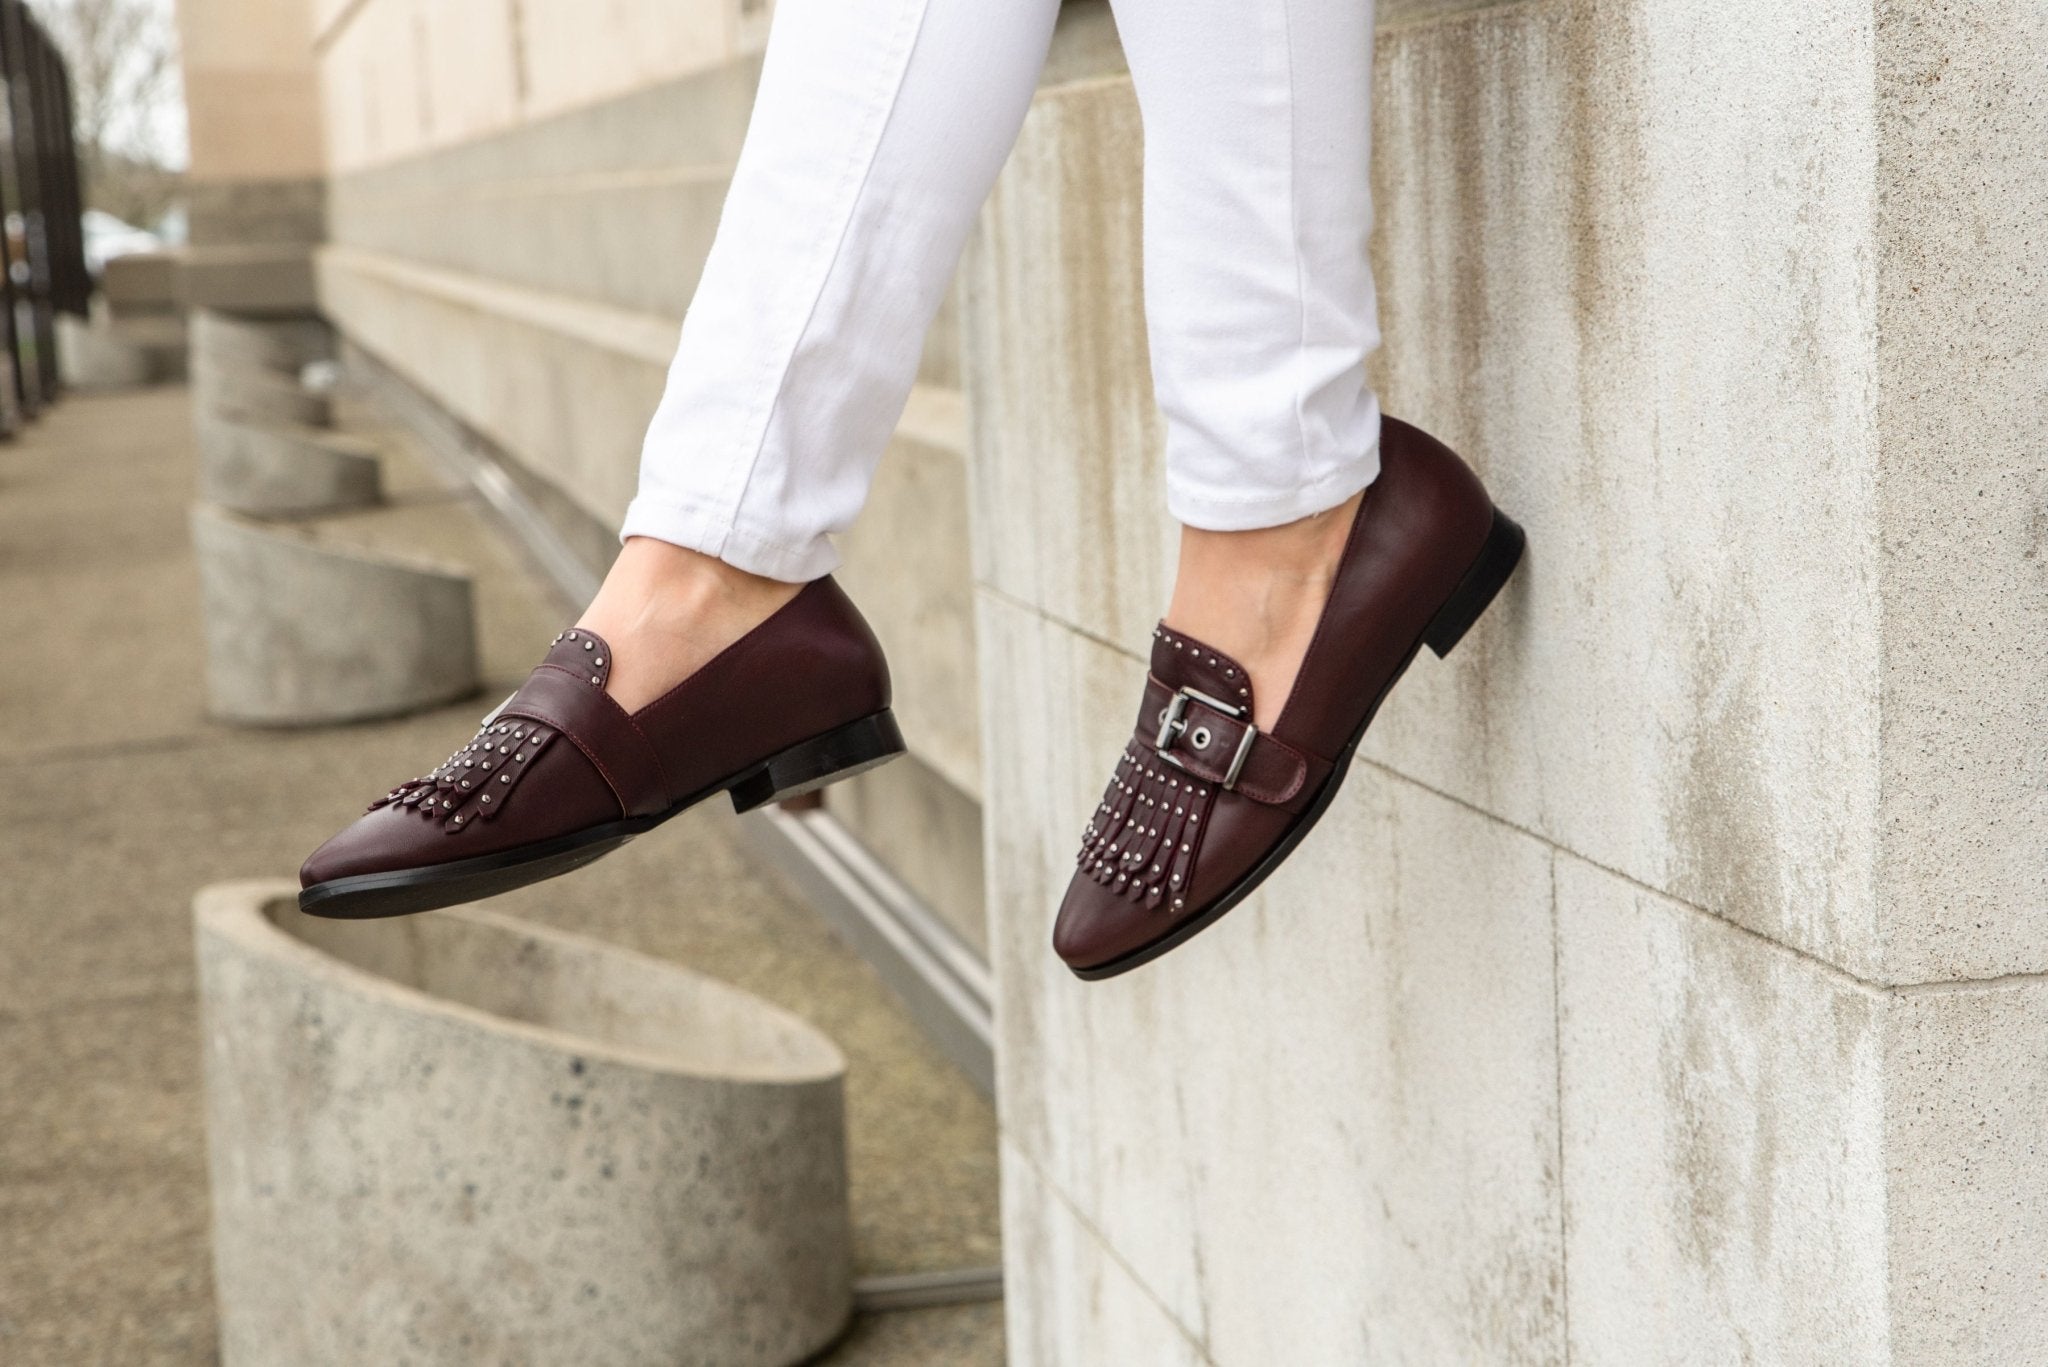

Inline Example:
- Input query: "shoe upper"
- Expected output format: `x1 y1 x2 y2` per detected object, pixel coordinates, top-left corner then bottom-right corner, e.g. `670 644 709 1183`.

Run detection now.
300 575 890 890
1052 416 1498 973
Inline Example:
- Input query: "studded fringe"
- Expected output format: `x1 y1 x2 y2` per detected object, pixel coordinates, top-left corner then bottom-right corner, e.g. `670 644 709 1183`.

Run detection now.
369 717 560 834
1075 739 1214 914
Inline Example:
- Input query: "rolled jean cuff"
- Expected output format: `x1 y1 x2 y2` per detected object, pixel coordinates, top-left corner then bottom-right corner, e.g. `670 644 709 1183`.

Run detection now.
1164 441 1382 533
618 496 841 583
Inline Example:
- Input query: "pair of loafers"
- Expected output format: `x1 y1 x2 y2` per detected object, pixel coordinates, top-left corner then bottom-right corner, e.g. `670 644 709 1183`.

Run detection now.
299 417 1522 980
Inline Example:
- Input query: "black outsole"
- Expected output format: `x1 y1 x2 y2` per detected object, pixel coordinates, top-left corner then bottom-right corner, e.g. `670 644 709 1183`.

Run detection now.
1070 508 1525 982
298 709 906 920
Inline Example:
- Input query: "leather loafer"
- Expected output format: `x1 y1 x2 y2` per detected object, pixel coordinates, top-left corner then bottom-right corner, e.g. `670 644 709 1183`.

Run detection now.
299 576 904 918
1053 416 1525 980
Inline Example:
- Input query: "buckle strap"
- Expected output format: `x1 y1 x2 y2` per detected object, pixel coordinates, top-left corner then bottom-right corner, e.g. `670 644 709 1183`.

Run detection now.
1137 676 1330 810
499 663 670 818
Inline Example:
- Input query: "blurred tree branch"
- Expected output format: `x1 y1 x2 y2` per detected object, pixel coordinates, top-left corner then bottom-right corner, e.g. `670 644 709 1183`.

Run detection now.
40 0 183 227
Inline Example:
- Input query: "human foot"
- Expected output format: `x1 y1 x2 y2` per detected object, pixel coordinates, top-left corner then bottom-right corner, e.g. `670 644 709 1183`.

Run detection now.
1162 489 1367 731
576 537 804 713
1053 417 1525 980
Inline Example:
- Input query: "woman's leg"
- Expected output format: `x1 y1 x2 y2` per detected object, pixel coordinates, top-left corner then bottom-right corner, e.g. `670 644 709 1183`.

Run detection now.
586 0 1063 709
1111 0 1382 728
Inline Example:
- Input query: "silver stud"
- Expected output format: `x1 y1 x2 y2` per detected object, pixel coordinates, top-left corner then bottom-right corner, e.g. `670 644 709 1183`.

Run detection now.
459 781 471 790
500 774 511 784
480 795 491 804
594 658 604 666
568 631 578 640
453 815 464 826
582 641 594 651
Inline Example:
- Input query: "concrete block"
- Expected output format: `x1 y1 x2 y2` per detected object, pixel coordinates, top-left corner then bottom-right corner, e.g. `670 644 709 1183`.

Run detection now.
1000 1141 1207 1367
195 881 853 1367
1359 0 1890 981
1556 854 2048 1363
100 251 184 311
55 313 157 390
195 413 383 517
1870 0 2048 981
1883 980 2048 1363
190 503 478 725
980 594 1565 1366
1554 856 1889 1364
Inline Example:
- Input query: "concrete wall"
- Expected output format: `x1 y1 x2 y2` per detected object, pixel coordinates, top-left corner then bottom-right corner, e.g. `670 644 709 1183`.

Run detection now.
971 2 2047 1362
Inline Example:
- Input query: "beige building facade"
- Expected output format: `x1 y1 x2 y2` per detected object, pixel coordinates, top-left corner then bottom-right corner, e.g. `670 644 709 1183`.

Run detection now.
176 0 2048 1360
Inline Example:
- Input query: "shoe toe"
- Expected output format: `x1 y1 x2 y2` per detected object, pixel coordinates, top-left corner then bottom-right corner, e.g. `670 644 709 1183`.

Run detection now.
299 806 440 889
1052 872 1159 972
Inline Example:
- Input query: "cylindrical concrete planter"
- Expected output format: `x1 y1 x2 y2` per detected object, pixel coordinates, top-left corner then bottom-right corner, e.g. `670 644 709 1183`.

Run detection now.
190 502 478 725
196 412 383 517
195 881 854 1367
191 308 334 376
192 356 333 428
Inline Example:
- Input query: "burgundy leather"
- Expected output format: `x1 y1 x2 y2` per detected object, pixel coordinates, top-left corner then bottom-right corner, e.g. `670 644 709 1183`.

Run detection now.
300 575 890 888
1053 416 1499 973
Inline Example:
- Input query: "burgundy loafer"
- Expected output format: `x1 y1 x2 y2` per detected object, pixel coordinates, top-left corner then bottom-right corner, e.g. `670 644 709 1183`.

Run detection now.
1053 416 1525 980
299 576 904 919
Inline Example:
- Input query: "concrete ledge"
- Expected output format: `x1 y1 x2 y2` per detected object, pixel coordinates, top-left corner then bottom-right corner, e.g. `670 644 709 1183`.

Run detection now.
182 244 319 314
190 503 478 725
195 413 383 517
195 880 854 1366
101 251 184 313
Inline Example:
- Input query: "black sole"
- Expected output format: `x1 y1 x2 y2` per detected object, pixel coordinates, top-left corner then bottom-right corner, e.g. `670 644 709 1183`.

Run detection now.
298 709 906 920
1071 508 1525 981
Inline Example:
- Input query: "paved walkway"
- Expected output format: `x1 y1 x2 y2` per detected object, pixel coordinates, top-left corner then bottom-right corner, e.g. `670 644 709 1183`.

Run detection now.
0 384 1001 1363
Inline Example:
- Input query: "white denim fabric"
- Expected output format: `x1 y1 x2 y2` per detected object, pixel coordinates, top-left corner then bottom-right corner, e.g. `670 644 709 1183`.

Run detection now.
623 0 1382 581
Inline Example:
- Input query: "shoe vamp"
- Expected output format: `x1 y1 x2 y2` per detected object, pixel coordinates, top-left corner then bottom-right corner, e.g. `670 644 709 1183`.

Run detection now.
301 743 621 885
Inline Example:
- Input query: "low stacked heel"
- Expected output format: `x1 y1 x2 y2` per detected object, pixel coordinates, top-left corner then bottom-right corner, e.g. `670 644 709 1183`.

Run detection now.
1421 509 1526 658
727 710 907 812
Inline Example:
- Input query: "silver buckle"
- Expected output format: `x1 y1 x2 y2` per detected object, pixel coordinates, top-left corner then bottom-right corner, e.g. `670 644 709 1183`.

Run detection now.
1153 686 1258 790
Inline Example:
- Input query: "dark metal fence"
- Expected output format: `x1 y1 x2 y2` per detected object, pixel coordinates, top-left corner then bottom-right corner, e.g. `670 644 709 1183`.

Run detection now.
0 0 87 421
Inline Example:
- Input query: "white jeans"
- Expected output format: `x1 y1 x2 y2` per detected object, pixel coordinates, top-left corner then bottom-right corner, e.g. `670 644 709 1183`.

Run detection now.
623 0 1382 582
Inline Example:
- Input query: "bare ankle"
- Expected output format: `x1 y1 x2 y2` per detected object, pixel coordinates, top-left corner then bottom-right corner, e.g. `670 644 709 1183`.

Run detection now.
577 538 802 711
1163 488 1366 728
